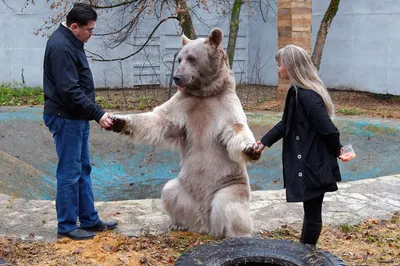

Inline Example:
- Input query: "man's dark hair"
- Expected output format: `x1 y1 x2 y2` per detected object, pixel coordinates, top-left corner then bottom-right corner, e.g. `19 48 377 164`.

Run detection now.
66 3 97 27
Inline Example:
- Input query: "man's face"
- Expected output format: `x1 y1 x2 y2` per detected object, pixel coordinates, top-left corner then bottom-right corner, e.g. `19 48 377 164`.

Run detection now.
70 20 96 43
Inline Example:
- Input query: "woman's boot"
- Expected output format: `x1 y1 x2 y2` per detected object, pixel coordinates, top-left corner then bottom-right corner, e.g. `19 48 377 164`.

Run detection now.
300 220 322 246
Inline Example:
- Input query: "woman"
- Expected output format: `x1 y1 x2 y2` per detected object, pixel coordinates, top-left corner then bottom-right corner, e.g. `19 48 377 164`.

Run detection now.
255 44 350 246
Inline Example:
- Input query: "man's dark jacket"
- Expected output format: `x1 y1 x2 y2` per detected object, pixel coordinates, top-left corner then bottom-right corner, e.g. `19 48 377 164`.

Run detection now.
261 86 342 202
43 24 104 122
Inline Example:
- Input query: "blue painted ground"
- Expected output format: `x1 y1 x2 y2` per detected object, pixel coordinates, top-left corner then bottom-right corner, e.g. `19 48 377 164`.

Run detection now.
0 107 399 201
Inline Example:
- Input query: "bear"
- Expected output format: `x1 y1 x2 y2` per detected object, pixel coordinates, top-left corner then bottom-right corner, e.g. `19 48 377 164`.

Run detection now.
107 28 260 238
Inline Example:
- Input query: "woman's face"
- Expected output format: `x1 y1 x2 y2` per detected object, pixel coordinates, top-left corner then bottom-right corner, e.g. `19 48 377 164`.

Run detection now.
277 59 289 80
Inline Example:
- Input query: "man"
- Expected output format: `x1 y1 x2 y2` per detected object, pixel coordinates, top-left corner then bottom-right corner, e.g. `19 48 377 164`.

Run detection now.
43 3 117 240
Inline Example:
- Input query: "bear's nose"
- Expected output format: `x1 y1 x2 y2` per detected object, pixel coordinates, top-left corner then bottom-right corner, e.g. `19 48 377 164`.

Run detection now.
173 76 181 86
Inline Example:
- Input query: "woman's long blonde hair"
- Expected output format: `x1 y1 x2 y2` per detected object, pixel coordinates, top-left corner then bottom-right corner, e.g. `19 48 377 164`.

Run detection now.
276 44 335 118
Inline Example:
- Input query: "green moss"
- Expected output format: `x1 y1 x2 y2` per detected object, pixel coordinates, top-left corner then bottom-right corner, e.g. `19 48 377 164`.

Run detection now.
324 0 341 22
337 108 363 116
246 113 282 127
340 224 359 233
361 124 399 135
0 84 44 106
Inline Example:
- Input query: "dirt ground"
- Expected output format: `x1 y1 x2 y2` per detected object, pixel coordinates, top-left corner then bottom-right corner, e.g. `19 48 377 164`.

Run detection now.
94 84 400 119
0 85 399 265
0 213 398 265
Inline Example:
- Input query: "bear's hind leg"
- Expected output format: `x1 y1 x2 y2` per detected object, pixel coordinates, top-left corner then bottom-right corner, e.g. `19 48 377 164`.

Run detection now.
161 178 200 232
210 184 253 238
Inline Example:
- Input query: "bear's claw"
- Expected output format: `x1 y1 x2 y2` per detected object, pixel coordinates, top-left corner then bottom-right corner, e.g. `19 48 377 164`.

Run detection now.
169 223 188 231
243 143 261 161
107 116 126 133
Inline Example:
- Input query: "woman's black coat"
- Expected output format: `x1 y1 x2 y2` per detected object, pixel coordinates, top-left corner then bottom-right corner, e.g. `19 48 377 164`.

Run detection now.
261 86 342 202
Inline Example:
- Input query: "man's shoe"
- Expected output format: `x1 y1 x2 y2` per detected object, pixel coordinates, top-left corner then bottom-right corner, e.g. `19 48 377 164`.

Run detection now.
57 228 96 240
81 219 118 232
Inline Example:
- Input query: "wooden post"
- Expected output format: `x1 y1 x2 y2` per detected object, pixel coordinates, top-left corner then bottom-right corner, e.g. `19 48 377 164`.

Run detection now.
277 0 312 100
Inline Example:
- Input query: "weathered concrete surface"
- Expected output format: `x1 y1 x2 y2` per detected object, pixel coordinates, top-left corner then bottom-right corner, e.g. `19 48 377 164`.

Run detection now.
0 174 398 243
1 106 399 242
1 107 399 201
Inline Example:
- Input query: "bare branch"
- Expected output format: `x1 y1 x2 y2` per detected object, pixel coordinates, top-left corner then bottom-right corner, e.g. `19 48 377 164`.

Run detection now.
257 0 277 23
94 18 137 37
1 0 16 12
85 50 105 60
87 16 179 62
89 0 139 9
97 6 148 49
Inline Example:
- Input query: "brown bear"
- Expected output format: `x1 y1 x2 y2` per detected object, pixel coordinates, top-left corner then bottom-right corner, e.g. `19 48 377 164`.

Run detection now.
108 28 260 237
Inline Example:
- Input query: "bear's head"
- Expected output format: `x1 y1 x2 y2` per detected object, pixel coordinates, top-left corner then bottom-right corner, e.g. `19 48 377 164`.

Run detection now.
173 28 233 97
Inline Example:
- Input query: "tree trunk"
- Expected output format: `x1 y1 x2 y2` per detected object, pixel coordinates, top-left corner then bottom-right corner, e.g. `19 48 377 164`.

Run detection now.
175 0 197 39
227 0 242 68
312 0 340 71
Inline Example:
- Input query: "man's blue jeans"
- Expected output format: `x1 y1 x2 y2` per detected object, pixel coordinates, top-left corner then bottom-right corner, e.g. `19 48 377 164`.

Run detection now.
43 114 99 233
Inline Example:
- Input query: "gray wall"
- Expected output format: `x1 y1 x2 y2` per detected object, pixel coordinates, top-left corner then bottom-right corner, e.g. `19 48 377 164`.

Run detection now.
0 0 250 89
249 0 400 95
314 0 400 95
1 0 399 95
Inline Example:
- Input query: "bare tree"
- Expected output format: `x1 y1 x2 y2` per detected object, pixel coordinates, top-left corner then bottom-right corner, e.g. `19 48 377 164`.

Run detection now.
111 61 128 105
312 0 341 71
168 51 180 99
175 0 196 39
98 69 111 100
249 41 272 85
228 0 276 68
7 0 280 91
16 0 198 62
227 0 242 68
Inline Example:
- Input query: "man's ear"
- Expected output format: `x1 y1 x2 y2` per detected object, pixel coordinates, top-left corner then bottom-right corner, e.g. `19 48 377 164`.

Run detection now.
181 34 191 46
208 28 223 48
70 22 79 31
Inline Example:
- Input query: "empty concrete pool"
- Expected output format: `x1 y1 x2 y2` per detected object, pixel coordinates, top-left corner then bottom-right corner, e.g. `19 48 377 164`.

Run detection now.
1 106 399 201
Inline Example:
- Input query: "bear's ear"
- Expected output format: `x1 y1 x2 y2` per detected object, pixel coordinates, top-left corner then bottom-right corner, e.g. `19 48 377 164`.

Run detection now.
181 34 192 46
208 28 223 48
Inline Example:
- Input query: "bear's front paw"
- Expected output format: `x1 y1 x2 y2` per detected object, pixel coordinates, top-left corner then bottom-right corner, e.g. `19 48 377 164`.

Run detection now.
169 223 188 231
243 143 261 161
107 116 126 133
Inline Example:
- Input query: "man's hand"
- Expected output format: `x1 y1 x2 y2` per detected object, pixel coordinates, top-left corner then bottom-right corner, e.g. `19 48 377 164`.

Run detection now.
103 115 127 133
99 112 113 129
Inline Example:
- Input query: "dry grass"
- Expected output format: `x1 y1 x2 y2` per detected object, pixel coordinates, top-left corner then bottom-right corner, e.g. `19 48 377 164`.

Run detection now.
1 85 398 265
0 213 398 265
95 85 400 119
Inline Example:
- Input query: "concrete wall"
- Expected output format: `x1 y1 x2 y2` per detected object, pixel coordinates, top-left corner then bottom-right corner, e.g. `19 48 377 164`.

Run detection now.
1 0 399 95
313 0 400 95
0 2 50 88
249 0 400 95
0 0 249 88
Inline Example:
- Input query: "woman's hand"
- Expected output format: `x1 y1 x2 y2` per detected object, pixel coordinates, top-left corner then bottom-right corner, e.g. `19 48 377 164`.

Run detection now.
338 146 356 162
254 141 266 153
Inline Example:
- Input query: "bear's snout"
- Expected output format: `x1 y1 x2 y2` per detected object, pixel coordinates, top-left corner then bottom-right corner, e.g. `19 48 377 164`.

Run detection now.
173 75 182 86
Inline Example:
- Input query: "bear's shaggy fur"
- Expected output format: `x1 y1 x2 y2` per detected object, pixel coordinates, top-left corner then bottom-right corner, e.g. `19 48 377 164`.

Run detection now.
108 28 260 237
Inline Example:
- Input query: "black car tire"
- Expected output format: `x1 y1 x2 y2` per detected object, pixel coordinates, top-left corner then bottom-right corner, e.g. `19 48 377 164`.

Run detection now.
175 238 346 266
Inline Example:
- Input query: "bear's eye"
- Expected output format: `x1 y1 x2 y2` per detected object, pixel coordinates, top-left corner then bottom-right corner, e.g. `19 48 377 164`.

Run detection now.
178 58 182 64
187 55 196 63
